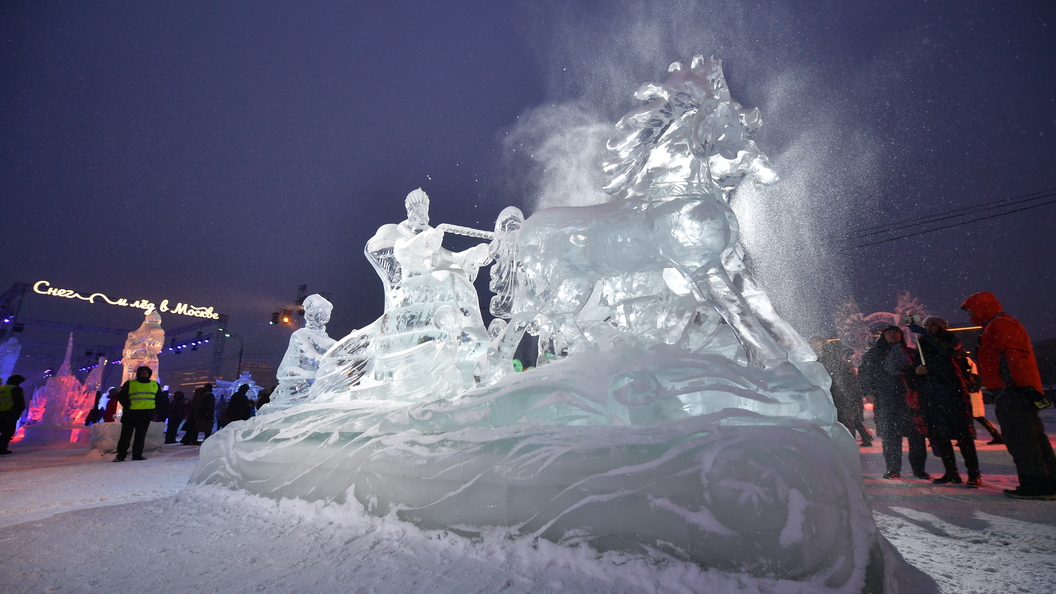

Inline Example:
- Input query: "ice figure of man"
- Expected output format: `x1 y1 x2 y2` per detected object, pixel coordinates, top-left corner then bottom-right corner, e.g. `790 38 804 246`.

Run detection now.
122 310 164 385
366 188 490 309
0 337 20 382
269 294 335 406
368 189 491 389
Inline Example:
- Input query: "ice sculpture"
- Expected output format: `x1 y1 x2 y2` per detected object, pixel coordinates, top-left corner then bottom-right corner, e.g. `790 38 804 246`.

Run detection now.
0 337 20 381
122 310 164 385
19 334 94 445
266 294 336 407
306 189 493 402
193 57 902 590
215 371 262 403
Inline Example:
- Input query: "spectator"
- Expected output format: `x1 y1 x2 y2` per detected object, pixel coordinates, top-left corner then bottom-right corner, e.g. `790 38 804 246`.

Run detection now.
165 391 186 444
185 383 216 445
910 317 981 487
154 389 170 424
859 326 929 480
0 374 27 455
255 386 274 409
961 292 1056 500
224 385 254 425
84 391 104 426
103 387 120 422
810 335 872 446
179 387 200 445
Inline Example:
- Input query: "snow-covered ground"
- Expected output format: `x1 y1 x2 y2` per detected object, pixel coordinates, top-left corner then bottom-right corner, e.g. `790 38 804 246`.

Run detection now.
2 409 1055 593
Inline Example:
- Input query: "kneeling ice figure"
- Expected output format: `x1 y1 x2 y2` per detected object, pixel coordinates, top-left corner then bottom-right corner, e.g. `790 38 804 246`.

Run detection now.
192 56 922 592
266 294 335 407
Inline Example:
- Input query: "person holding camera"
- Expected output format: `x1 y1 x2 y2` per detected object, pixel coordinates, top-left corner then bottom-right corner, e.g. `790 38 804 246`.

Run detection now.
859 325 929 480
909 316 981 487
961 292 1056 500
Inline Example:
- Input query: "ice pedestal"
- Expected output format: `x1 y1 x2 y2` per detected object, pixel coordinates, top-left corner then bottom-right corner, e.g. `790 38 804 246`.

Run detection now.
18 425 91 446
88 421 166 454
192 344 882 589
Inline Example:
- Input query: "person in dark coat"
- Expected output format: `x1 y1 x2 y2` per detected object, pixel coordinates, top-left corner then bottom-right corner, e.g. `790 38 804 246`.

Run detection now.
255 386 274 409
224 385 254 425
910 317 981 487
811 335 872 446
180 387 201 445
0 374 28 455
165 391 186 444
84 391 104 426
188 383 216 444
154 389 170 424
858 326 929 479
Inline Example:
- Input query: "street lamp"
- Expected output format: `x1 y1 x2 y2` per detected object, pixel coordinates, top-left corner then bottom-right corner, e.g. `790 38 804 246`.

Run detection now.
223 330 244 379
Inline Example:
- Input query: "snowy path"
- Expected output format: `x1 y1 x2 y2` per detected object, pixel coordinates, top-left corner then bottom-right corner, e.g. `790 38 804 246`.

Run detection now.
1 437 1055 593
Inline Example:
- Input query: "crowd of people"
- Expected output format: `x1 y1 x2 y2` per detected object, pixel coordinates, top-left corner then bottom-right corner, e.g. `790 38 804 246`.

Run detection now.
813 291 1055 500
79 373 275 455
2 291 1053 502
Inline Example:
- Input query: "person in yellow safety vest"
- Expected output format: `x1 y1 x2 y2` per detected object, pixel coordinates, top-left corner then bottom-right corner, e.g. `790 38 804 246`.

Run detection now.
0 374 28 455
113 366 161 462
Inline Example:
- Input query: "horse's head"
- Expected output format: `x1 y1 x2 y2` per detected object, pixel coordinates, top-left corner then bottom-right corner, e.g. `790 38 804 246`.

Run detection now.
603 55 776 201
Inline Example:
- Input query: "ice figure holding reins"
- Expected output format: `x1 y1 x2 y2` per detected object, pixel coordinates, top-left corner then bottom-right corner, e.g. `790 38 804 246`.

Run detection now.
478 55 814 385
309 188 493 402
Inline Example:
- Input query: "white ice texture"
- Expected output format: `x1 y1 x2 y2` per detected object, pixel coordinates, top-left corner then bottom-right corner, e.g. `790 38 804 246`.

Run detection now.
193 56 887 590
20 334 96 445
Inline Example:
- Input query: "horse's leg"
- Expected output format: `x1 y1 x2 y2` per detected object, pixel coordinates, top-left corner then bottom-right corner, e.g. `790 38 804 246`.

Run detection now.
691 261 787 365
475 312 532 385
722 244 815 362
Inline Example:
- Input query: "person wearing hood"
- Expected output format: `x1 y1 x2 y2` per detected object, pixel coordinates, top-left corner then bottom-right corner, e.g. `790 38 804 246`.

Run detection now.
0 374 28 455
961 292 1056 500
858 326 929 480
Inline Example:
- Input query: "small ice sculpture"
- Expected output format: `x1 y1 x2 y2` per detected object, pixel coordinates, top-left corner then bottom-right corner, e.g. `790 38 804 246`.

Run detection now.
215 371 262 402
122 310 164 385
0 337 20 381
267 294 335 407
309 188 493 402
19 334 94 445
193 57 898 591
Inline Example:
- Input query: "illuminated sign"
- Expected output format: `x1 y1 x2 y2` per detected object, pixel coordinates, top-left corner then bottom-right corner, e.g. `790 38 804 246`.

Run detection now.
32 280 221 320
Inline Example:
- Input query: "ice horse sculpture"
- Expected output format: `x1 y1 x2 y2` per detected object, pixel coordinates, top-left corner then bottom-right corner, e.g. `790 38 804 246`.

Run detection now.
192 57 900 591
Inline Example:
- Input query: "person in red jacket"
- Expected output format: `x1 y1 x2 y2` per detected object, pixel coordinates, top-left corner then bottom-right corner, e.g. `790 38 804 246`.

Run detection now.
961 292 1056 499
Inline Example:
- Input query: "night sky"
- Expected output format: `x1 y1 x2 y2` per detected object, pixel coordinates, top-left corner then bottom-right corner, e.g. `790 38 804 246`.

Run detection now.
2 1 1054 388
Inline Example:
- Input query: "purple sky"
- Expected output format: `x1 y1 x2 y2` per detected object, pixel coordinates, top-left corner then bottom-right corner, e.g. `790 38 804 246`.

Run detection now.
2 1 1053 386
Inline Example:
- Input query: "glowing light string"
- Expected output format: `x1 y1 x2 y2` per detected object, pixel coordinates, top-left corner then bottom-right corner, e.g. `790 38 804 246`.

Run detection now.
32 280 221 319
